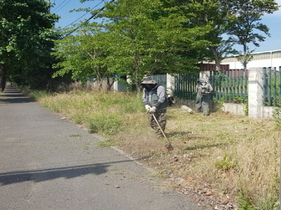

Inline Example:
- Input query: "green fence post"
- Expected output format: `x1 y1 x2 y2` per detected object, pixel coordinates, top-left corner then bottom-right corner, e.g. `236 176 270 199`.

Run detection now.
233 70 236 96
219 71 223 100
263 67 267 105
240 70 243 99
273 67 277 106
268 67 272 106
213 71 216 100
241 70 244 101
279 66 281 96
225 71 229 101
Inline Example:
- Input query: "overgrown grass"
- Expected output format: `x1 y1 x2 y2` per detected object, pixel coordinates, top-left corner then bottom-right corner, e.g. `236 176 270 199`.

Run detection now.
38 90 144 134
35 89 280 210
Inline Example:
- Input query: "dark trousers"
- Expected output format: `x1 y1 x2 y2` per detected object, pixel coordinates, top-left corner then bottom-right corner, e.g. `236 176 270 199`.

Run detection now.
148 111 166 136
195 94 210 115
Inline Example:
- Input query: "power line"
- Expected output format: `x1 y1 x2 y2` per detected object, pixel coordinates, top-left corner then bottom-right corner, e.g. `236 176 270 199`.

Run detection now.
52 0 72 13
63 0 105 28
52 0 71 13
64 0 115 37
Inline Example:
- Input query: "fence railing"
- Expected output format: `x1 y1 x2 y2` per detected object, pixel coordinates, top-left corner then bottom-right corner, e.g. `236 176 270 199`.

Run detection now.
113 67 281 110
173 70 248 103
174 73 199 100
263 66 281 106
210 70 248 103
136 67 281 118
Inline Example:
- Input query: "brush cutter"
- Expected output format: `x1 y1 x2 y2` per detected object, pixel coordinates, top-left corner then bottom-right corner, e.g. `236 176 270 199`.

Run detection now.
151 113 174 151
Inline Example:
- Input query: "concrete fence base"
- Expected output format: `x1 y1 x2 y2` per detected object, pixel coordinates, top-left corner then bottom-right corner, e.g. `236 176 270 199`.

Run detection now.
221 103 276 118
222 103 246 116
176 99 276 119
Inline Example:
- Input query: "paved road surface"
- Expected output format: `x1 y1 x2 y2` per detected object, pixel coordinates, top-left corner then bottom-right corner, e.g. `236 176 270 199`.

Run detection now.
0 84 202 210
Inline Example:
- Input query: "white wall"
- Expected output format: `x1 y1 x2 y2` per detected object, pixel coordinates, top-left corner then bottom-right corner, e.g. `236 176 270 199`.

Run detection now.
222 58 281 70
220 49 281 71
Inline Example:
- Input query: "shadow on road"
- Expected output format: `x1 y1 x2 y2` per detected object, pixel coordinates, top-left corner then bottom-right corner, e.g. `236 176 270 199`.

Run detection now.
0 84 34 104
0 159 136 186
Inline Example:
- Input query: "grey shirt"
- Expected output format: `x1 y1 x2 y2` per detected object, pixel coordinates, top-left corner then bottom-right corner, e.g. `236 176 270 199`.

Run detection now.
196 81 213 95
142 85 168 110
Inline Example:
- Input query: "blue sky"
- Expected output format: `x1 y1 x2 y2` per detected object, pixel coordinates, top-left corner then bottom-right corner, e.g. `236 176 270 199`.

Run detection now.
50 0 281 53
250 0 281 52
50 0 105 28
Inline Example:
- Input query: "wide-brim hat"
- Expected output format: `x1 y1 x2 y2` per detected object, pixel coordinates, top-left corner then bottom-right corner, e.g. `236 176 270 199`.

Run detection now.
141 76 157 85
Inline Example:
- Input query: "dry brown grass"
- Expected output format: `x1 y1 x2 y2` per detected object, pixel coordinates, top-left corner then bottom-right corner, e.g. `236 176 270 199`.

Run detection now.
116 107 280 208
37 91 280 209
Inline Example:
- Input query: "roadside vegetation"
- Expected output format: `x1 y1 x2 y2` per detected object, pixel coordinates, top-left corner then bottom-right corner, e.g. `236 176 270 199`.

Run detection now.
2 1 279 209
28 88 280 210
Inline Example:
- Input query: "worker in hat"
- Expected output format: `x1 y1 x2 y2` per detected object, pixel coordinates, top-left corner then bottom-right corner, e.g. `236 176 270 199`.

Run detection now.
141 75 168 137
195 79 213 116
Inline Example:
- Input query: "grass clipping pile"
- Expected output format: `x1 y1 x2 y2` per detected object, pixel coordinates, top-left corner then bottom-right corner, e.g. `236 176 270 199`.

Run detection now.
115 108 280 210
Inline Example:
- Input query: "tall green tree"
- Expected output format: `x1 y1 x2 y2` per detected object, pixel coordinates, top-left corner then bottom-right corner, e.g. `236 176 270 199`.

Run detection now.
178 0 230 70
97 0 213 89
97 0 178 90
53 0 218 91
204 40 238 66
226 0 279 70
54 0 166 91
0 0 59 90
53 24 119 90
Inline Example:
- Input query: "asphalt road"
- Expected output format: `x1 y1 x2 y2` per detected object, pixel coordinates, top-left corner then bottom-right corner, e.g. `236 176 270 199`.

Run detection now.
0 84 202 210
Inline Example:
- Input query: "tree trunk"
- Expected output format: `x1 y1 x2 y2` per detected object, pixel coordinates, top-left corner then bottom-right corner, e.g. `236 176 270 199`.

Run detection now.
0 65 6 92
106 77 115 91
243 43 247 71
210 46 221 71
242 43 248 77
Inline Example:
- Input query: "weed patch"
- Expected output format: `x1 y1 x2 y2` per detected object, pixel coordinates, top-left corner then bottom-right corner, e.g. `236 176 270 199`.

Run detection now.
87 113 122 135
215 153 237 172
98 138 117 147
